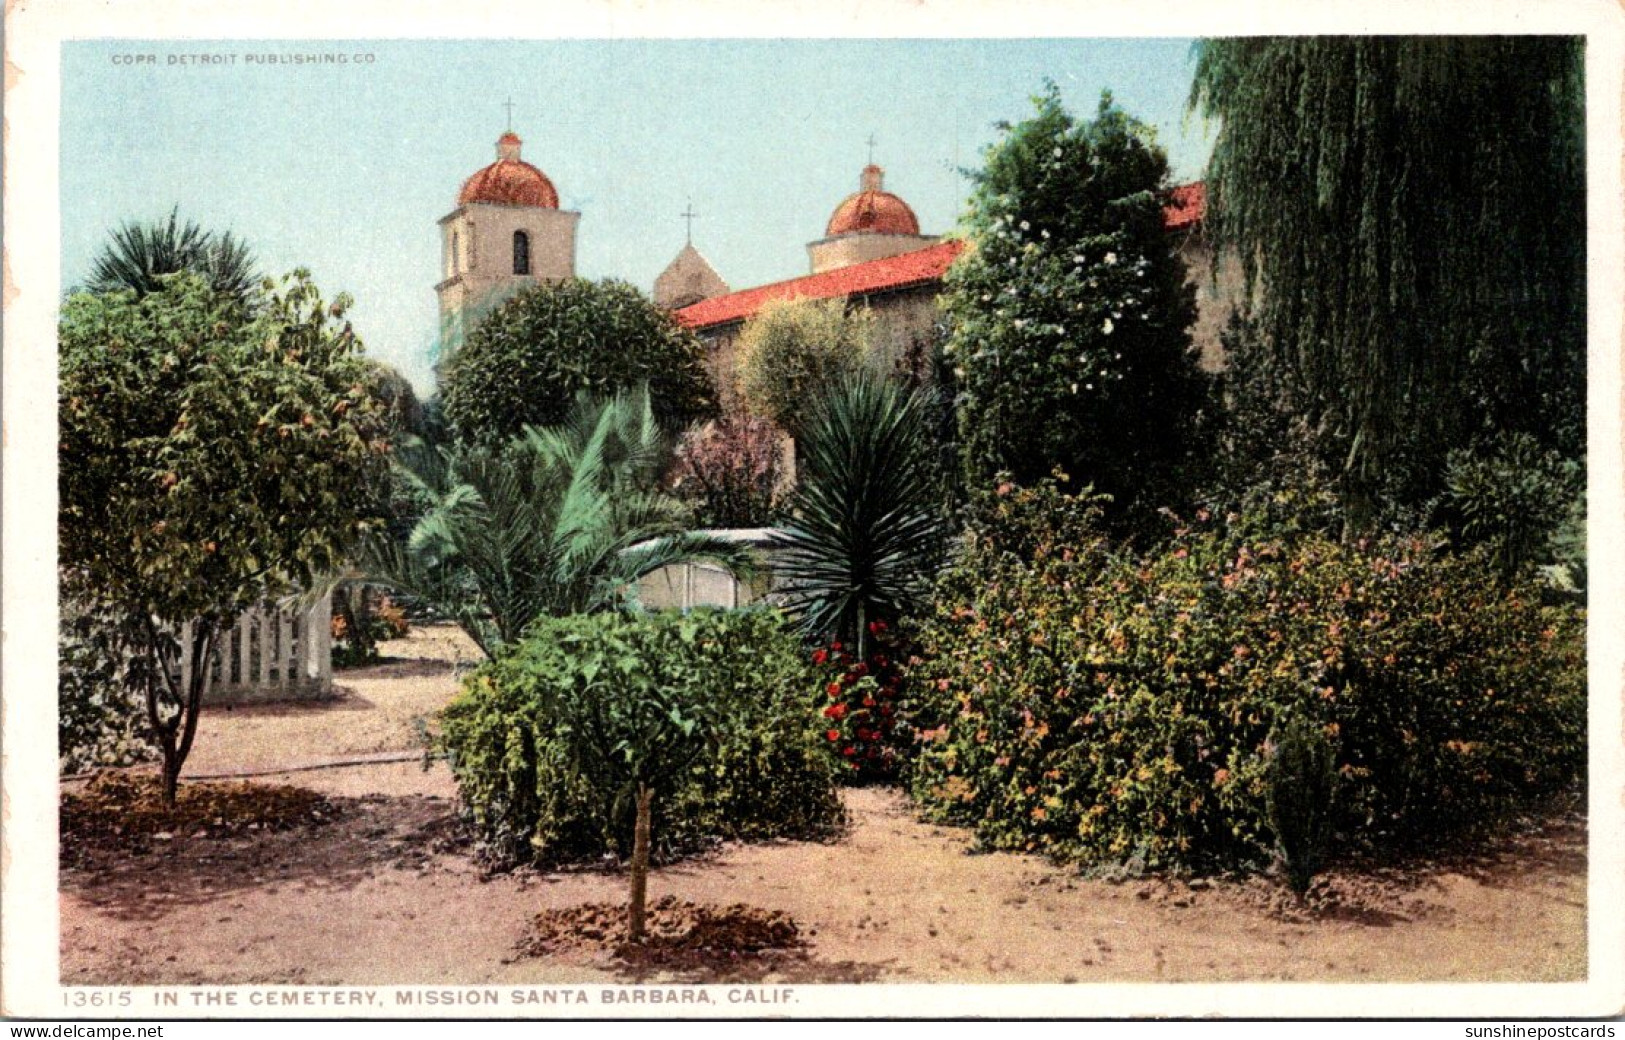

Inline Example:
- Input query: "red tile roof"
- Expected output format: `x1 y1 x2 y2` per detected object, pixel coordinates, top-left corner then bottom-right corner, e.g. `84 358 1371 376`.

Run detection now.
675 239 968 330
677 183 1206 331
1163 182 1205 232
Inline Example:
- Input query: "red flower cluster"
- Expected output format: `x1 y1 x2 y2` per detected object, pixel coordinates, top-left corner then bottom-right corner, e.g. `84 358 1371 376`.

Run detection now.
811 620 912 782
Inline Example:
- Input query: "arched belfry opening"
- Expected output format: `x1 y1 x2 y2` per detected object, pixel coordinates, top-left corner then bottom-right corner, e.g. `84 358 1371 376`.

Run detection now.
513 230 531 275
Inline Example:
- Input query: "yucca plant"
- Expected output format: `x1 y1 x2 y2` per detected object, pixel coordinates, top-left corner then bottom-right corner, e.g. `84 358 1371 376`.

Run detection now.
87 207 260 302
1265 713 1339 900
366 386 757 657
773 372 948 656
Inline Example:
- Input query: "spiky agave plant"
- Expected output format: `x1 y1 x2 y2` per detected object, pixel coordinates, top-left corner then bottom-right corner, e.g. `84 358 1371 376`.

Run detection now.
366 385 757 656
773 372 948 657
87 207 260 301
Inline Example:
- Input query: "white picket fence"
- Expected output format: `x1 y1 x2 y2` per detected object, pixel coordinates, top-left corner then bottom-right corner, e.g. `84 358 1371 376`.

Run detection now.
180 592 334 703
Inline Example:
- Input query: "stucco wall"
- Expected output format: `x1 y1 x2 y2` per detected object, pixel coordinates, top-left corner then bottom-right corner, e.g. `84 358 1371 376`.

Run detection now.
436 204 580 336
807 232 939 274
860 287 942 371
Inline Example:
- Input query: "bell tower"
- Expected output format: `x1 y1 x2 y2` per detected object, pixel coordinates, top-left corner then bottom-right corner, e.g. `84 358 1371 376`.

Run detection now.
436 125 581 352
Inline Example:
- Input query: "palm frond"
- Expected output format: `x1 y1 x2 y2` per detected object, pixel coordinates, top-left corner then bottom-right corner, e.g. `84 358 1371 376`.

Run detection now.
362 383 746 655
86 208 259 302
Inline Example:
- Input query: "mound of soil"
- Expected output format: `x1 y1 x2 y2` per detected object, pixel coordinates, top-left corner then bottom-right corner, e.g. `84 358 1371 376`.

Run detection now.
61 772 335 868
516 896 803 960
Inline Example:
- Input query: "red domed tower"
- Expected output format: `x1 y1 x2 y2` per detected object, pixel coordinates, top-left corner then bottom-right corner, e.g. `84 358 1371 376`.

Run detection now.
808 162 936 274
437 129 580 345
458 132 561 208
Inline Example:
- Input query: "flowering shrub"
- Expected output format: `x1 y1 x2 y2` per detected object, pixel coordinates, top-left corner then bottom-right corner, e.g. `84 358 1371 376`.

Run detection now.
331 587 411 669
908 478 1586 873
812 621 913 782
942 85 1210 531
671 413 786 528
439 608 845 868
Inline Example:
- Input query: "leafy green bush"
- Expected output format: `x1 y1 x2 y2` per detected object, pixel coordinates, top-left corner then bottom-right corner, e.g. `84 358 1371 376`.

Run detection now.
907 479 1585 873
59 599 155 775
1438 432 1582 581
438 608 845 868
735 298 871 436
441 279 715 447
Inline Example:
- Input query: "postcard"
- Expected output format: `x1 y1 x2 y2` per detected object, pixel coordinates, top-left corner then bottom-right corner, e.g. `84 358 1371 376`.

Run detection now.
5 0 1624 1021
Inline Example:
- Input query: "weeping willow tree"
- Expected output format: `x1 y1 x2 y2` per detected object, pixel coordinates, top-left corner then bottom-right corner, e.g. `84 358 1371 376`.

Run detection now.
1189 37 1585 532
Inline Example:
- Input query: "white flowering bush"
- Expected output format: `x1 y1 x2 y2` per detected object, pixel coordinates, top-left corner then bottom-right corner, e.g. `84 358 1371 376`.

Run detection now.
944 84 1212 529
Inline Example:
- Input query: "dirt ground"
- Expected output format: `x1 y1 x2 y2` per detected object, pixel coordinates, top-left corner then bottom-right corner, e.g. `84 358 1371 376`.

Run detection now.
60 625 1589 986
180 625 483 776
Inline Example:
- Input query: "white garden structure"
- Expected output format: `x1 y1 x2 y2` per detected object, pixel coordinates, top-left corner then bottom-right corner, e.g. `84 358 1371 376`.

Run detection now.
633 528 780 611
179 592 334 703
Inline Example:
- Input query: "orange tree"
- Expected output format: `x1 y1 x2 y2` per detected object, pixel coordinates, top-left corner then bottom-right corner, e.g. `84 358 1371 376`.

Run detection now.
59 270 395 803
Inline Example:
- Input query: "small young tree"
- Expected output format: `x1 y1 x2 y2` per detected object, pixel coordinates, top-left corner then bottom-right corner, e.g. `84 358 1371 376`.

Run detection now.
560 644 714 943
440 279 715 447
735 297 873 437
944 85 1208 527
58 270 394 803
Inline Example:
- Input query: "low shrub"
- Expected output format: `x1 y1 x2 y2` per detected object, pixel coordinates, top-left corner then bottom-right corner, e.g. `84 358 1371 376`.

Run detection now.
907 478 1586 873
810 620 914 782
438 608 845 868
59 599 154 775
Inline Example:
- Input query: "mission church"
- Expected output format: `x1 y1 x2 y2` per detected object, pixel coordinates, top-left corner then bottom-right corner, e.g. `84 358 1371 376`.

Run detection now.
435 128 1227 374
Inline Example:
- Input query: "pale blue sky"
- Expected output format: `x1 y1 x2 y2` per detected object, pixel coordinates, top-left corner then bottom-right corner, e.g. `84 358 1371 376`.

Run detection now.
61 38 1214 393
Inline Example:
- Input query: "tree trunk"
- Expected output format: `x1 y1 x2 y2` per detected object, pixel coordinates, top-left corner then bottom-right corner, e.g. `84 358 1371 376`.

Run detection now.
627 783 654 943
145 620 216 808
159 743 181 806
